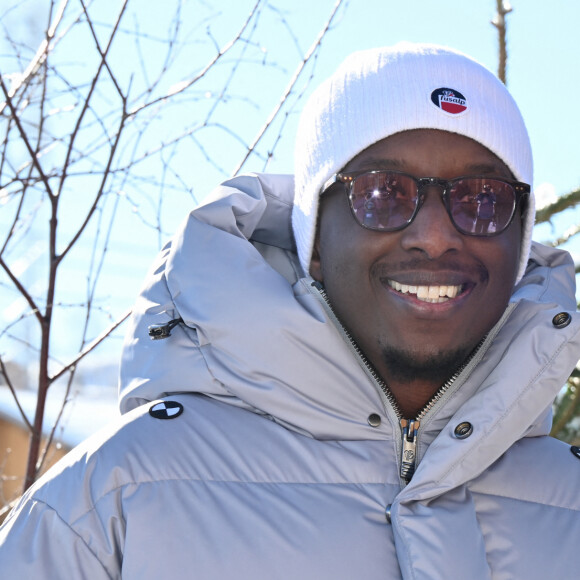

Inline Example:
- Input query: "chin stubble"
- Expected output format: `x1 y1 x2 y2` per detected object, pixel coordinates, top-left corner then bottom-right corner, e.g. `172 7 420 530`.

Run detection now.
379 342 473 386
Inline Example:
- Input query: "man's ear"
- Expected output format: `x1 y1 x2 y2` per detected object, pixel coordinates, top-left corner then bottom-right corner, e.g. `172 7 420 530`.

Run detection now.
309 233 323 282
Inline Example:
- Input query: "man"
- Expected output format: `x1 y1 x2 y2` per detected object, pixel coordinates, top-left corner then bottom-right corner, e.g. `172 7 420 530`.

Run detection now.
1 42 579 578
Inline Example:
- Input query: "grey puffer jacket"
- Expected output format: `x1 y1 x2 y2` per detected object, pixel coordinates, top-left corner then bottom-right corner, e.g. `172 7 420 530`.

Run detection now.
1 173 580 579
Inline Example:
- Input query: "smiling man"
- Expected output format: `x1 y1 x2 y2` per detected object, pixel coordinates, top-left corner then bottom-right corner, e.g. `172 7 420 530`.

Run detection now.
1 43 580 579
310 129 524 419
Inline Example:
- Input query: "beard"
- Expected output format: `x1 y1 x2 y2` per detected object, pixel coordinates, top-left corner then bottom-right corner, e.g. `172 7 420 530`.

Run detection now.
378 341 475 386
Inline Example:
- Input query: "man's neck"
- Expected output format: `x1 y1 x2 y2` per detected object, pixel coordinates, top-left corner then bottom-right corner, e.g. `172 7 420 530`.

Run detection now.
371 345 476 419
383 377 445 419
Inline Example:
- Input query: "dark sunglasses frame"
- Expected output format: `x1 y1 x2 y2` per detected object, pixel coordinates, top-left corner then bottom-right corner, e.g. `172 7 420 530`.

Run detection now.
321 170 530 237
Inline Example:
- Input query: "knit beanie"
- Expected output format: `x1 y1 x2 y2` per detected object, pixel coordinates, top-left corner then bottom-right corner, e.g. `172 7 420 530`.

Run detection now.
292 42 535 283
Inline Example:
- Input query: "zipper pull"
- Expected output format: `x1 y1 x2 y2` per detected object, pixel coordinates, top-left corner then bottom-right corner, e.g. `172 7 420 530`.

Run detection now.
148 317 183 340
400 418 420 483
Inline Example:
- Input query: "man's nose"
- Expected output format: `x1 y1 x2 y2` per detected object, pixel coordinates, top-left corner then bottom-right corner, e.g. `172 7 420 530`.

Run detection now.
399 186 464 259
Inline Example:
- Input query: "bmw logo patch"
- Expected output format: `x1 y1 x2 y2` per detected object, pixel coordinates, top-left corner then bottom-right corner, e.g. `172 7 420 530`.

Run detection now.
571 446 580 460
149 401 184 420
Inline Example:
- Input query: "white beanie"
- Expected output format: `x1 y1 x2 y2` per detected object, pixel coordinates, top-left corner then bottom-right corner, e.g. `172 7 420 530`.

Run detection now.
292 42 535 283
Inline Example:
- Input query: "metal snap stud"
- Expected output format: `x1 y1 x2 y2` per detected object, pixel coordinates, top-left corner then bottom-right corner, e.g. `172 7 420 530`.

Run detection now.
367 413 381 427
552 312 571 329
454 421 473 439
385 504 392 523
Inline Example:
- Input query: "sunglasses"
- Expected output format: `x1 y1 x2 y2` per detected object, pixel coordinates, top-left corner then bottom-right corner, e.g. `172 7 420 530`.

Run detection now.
321 170 530 237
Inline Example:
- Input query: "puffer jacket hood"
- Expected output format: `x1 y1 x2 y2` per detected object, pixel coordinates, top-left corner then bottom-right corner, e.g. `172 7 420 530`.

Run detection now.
119 172 580 492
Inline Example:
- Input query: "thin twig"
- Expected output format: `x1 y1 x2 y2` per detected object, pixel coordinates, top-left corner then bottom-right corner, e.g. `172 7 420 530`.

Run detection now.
535 188 580 225
78 0 128 102
0 0 69 115
0 256 42 325
57 109 127 264
129 0 262 116
543 223 580 248
232 0 345 175
0 356 32 430
57 0 129 198
49 309 131 384
0 74 54 198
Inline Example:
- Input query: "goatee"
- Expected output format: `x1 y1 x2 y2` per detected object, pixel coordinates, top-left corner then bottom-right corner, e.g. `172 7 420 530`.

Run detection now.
379 343 474 386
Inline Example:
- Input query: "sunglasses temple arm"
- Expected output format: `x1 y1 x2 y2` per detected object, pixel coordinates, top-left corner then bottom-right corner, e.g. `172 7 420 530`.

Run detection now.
320 174 341 196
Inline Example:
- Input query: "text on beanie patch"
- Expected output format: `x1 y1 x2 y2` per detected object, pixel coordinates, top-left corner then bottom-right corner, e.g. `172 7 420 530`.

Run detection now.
430 88 467 115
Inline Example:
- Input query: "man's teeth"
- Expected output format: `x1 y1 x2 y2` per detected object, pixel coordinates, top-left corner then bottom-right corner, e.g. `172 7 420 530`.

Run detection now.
388 280 462 303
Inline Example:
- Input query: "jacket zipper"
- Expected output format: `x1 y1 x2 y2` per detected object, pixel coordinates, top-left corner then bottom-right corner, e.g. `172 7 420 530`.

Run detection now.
399 418 420 482
310 280 485 484
395 353 482 483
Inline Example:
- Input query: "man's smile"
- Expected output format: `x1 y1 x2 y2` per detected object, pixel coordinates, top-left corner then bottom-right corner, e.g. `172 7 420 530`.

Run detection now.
385 279 464 303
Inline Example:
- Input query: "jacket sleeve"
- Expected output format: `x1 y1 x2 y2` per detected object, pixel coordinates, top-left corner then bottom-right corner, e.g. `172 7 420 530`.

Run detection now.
0 498 115 580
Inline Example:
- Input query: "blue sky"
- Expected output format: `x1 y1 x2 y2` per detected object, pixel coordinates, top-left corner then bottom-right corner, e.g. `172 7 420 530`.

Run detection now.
1 0 579 377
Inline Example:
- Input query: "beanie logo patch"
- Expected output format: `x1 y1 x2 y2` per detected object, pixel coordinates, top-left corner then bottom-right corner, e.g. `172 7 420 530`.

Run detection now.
430 88 467 115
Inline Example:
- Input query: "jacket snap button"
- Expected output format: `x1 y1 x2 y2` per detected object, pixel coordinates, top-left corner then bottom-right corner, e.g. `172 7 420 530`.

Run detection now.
367 413 381 427
552 312 571 329
454 421 473 439
385 504 392 523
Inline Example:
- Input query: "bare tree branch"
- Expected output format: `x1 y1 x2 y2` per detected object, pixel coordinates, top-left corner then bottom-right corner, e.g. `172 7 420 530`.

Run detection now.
129 0 263 116
0 0 348 500
78 0 128 98
535 188 580 225
492 0 512 84
0 356 32 430
233 0 346 175
0 255 42 325
0 0 69 116
0 73 55 198
49 309 131 384
56 0 129 199
543 223 580 248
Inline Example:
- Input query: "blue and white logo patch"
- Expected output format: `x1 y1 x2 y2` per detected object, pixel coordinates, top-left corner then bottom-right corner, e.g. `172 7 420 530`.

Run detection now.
149 401 184 420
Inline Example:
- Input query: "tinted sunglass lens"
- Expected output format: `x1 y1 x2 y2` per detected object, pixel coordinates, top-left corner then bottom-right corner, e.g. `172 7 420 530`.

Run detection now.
350 172 418 230
449 178 516 235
